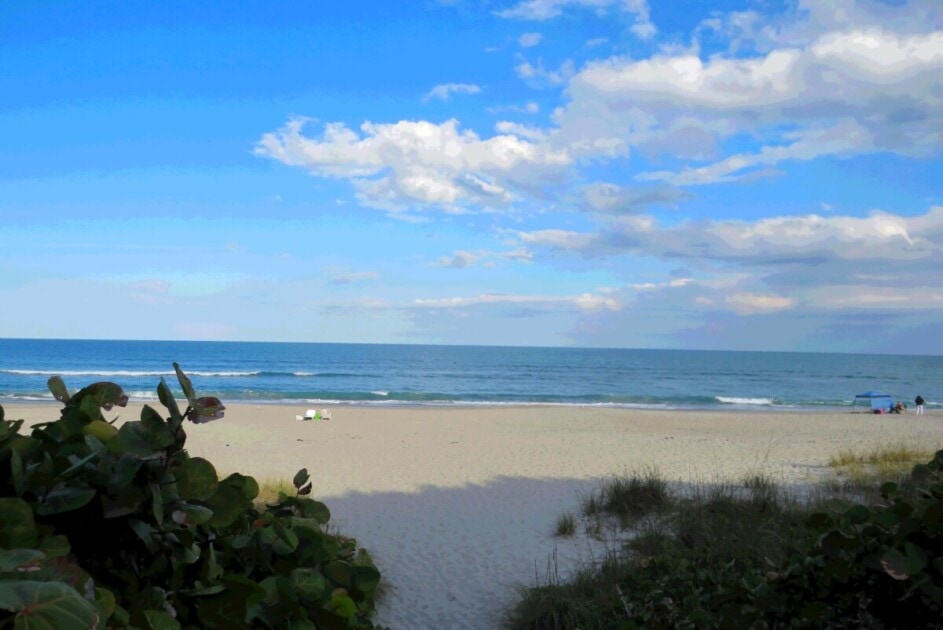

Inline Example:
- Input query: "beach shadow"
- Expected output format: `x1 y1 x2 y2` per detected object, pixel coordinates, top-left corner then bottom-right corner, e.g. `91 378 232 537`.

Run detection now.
317 469 844 629
318 476 612 630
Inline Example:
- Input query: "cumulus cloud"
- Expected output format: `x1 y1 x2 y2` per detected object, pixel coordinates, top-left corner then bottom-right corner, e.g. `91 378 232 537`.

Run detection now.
256 117 570 215
555 25 943 177
423 83 482 102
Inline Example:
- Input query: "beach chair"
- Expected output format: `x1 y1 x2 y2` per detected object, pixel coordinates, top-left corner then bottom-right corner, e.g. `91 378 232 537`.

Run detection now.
301 409 318 421
320 408 331 421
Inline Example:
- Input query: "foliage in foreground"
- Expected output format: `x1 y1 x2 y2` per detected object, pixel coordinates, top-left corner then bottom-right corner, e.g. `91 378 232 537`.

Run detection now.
0 365 381 629
510 455 943 629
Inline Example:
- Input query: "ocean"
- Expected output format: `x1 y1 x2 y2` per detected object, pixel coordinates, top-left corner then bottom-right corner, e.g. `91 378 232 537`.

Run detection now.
0 338 940 411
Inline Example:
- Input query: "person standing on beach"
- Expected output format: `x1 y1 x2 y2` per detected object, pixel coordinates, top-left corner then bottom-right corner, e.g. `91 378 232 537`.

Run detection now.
915 395 925 415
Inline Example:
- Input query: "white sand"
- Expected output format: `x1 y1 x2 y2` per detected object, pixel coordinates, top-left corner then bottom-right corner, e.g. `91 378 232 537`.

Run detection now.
5 403 941 628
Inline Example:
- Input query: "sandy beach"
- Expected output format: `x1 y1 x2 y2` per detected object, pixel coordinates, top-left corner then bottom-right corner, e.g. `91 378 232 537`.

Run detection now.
5 402 941 628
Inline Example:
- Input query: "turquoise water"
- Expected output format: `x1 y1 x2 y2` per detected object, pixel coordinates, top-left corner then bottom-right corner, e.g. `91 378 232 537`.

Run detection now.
0 338 940 411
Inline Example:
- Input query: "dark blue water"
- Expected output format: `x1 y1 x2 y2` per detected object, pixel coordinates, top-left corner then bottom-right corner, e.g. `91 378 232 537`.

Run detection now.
0 338 940 411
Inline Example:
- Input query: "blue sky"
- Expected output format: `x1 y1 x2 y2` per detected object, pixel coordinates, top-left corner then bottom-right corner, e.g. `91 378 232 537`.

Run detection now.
2 0 942 353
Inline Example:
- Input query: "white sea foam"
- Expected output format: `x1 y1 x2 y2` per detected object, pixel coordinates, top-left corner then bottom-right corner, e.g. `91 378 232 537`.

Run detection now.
716 396 775 406
1 369 259 377
371 391 390 397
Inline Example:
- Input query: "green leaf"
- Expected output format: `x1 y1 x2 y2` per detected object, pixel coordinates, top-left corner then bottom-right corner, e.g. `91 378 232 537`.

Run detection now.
0 498 38 548
841 505 870 526
173 363 197 406
299 499 331 525
171 503 214 526
157 378 183 427
78 395 107 422
144 609 181 630
59 451 99 479
130 519 157 552
35 486 97 516
38 535 71 559
94 587 116 622
151 482 165 523
205 485 245 528
116 415 174 457
81 419 118 443
292 468 310 490
10 447 24 495
290 569 326 604
223 473 259 502
881 544 927 581
352 565 381 593
46 377 71 404
327 594 357 618
204 544 223 583
272 526 299 556
0 580 99 628
176 457 219 502
0 404 5 421
108 455 144 493
197 576 265 628
0 549 45 572
140 404 166 427
101 487 146 519
82 382 129 411
323 561 354 589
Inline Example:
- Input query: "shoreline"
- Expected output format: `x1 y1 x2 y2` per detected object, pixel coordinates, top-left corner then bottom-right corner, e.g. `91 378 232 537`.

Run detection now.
0 397 878 413
4 402 941 628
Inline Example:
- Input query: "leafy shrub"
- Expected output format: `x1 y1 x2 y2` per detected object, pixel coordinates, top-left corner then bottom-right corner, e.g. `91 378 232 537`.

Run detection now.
0 364 381 629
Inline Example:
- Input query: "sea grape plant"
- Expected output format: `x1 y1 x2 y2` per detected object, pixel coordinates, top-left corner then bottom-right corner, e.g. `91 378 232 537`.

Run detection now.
0 364 381 628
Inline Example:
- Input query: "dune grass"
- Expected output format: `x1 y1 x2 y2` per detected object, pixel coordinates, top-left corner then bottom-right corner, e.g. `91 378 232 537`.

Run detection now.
254 477 297 505
553 511 577 538
507 444 943 629
828 441 934 469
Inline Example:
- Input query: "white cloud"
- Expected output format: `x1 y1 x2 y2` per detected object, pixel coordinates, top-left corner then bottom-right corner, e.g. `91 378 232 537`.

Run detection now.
414 291 620 312
519 207 943 266
431 247 535 268
725 292 795 315
518 228 594 249
432 250 480 268
423 83 482 102
519 32 543 48
582 182 688 213
556 26 943 178
515 57 575 88
497 0 656 40
505 205 943 329
256 117 570 215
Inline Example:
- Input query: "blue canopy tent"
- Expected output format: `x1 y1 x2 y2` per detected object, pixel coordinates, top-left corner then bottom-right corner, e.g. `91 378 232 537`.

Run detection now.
853 391 894 413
